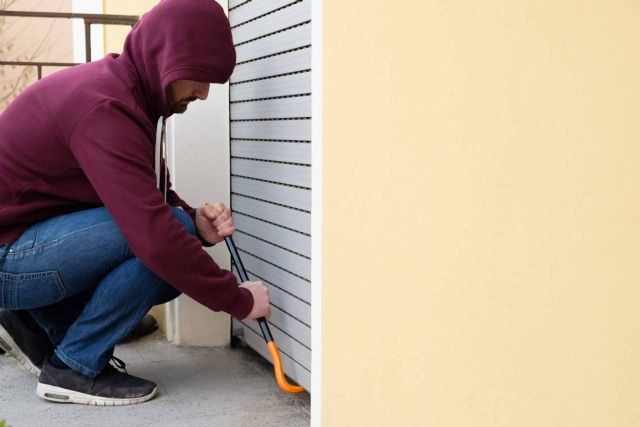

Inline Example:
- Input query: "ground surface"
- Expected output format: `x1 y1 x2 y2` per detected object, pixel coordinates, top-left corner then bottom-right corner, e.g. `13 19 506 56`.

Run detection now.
0 332 310 427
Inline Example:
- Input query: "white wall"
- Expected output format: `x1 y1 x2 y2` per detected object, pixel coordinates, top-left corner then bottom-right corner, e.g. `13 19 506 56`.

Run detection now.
164 82 232 346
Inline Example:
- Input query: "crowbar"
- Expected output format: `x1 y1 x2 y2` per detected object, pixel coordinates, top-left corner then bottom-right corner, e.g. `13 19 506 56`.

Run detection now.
224 235 305 394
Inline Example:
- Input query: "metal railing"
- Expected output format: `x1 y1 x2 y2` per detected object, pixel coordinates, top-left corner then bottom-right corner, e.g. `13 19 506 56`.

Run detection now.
0 10 138 79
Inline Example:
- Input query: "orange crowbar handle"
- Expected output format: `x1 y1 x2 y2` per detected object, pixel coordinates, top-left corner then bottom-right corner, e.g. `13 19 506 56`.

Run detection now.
224 234 305 394
266 341 304 393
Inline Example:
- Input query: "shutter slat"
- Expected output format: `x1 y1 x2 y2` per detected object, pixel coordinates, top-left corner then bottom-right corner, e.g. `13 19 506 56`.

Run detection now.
231 140 311 165
232 249 310 302
232 0 310 45
231 71 310 100
231 96 311 120
233 266 311 327
231 158 310 188
231 119 311 141
229 0 250 10
269 305 311 347
231 194 310 234
232 176 310 210
231 176 311 211
231 47 310 83
236 23 310 63
229 0 299 26
234 212 310 257
234 231 310 280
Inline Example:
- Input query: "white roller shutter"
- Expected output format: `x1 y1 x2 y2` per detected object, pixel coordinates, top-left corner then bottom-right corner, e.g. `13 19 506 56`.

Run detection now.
229 0 311 391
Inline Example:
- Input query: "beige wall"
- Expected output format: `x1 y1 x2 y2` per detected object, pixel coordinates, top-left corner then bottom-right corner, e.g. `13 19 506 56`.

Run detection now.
103 0 156 54
0 0 73 110
323 1 640 426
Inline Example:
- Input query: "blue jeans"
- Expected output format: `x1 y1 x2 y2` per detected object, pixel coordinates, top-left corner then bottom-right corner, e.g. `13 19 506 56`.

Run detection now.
0 207 192 377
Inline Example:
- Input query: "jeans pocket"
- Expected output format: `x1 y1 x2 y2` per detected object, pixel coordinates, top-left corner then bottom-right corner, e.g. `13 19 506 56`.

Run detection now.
0 270 67 310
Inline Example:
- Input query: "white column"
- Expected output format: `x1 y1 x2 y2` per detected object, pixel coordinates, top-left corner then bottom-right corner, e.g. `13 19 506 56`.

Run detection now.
71 0 104 62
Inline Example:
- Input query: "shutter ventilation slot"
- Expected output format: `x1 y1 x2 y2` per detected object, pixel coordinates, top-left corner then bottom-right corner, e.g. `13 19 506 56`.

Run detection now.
236 45 311 66
235 20 311 47
231 174 310 191
231 156 310 168
232 138 310 143
231 210 311 237
231 69 311 86
231 0 303 29
239 269 311 324
231 117 312 122
237 247 311 283
229 0 252 12
232 191 311 213
231 93 311 104
236 230 311 259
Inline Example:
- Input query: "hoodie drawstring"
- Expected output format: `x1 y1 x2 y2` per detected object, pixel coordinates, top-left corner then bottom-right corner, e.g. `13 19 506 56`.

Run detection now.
155 117 168 202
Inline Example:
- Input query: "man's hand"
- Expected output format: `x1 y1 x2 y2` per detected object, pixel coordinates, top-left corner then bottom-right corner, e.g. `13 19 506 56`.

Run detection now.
196 202 235 245
240 280 271 320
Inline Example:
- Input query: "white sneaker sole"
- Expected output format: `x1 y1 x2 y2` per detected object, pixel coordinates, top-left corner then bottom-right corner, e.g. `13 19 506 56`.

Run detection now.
0 323 41 376
36 382 158 406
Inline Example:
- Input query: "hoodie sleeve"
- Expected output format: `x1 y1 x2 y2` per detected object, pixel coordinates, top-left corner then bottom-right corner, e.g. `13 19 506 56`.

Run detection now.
68 101 253 319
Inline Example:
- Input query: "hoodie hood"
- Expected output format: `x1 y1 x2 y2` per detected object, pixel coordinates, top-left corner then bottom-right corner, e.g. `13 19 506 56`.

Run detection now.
120 0 236 120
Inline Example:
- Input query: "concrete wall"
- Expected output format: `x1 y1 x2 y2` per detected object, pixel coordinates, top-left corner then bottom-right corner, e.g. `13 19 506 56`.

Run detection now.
323 1 640 426
104 0 232 347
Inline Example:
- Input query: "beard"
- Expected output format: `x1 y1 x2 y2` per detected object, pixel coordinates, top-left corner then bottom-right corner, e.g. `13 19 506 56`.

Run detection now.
169 96 198 114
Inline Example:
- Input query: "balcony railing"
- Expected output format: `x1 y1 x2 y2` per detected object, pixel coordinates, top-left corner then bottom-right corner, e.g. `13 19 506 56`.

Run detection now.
0 10 138 79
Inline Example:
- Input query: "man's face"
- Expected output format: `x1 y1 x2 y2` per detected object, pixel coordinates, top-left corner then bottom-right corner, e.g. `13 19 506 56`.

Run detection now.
167 80 210 114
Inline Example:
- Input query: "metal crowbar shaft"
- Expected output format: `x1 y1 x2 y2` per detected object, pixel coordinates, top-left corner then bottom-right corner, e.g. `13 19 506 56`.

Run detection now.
224 235 305 394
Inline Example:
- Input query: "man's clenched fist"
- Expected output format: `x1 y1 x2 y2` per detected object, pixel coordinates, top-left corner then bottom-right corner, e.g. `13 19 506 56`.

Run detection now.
196 202 235 244
240 280 271 320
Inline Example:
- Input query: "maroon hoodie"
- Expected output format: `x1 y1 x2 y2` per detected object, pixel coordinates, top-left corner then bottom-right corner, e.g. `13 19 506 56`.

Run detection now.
0 0 253 319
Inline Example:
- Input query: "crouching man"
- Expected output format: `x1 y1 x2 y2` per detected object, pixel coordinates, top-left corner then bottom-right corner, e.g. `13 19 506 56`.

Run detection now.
0 0 270 406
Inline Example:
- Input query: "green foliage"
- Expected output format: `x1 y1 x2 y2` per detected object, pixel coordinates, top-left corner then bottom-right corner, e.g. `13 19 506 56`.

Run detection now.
0 419 10 427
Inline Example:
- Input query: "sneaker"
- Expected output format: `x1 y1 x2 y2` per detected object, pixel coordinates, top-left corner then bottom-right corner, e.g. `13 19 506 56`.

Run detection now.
37 356 158 406
0 309 53 376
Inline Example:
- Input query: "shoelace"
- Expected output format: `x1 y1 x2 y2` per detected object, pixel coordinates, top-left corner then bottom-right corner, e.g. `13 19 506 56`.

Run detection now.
110 356 128 374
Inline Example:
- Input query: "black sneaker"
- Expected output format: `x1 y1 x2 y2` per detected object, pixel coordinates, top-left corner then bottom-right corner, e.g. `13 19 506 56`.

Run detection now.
37 356 158 406
0 309 54 376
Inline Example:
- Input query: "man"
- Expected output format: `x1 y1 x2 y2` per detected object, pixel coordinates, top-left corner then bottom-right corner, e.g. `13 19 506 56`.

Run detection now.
0 0 270 406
